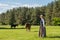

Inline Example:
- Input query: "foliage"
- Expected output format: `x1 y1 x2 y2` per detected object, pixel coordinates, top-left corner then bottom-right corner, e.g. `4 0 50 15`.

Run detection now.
53 17 60 26
0 0 60 25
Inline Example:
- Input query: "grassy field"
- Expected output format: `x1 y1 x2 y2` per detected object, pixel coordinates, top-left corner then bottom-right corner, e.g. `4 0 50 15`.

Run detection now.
0 25 60 40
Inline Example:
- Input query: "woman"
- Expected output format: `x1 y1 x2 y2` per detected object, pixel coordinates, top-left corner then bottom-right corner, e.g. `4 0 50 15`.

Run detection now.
39 15 46 37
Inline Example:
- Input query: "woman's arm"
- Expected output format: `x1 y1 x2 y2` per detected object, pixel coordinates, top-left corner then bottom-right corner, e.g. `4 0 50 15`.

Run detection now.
42 18 45 27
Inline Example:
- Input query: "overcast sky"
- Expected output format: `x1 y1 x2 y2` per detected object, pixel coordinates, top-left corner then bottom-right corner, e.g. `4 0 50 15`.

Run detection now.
0 0 54 14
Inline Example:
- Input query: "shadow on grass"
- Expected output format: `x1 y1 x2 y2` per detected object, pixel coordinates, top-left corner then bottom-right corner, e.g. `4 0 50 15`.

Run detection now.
33 31 38 32
47 36 60 38
0 28 25 29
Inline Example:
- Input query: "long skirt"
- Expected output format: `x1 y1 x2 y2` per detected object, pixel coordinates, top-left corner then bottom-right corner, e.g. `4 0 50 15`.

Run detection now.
39 26 46 37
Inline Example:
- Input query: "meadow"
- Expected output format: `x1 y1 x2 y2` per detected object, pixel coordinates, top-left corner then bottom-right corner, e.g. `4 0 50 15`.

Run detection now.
0 25 60 40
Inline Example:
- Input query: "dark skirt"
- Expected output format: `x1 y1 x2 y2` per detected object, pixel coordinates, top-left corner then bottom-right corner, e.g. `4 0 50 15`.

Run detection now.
39 26 46 37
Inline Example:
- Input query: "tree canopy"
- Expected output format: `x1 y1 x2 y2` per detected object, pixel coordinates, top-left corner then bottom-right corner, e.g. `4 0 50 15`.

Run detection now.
0 0 60 26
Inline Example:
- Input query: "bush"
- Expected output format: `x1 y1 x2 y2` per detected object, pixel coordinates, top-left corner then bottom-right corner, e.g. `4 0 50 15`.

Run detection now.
53 17 60 26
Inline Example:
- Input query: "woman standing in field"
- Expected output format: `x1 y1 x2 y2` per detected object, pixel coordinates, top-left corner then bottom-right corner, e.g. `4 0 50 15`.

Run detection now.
39 15 46 37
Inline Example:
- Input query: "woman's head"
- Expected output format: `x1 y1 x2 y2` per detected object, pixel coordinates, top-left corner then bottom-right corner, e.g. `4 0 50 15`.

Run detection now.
40 15 43 18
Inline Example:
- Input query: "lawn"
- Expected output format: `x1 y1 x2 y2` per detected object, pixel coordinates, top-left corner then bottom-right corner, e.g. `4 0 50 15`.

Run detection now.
0 25 60 40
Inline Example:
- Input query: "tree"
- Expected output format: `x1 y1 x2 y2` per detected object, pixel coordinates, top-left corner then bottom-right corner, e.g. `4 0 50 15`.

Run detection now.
9 9 16 25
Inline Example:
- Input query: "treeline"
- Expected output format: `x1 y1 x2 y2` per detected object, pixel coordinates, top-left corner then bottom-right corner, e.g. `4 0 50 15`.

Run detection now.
0 0 60 25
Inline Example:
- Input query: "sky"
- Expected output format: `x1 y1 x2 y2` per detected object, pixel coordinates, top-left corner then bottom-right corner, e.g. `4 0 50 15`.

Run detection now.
0 0 54 14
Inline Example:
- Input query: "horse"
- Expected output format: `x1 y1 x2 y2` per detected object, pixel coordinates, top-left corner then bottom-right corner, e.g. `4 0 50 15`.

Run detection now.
10 24 18 29
25 22 31 31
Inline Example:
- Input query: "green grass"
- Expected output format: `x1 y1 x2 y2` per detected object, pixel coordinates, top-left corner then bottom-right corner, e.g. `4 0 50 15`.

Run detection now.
0 25 60 40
